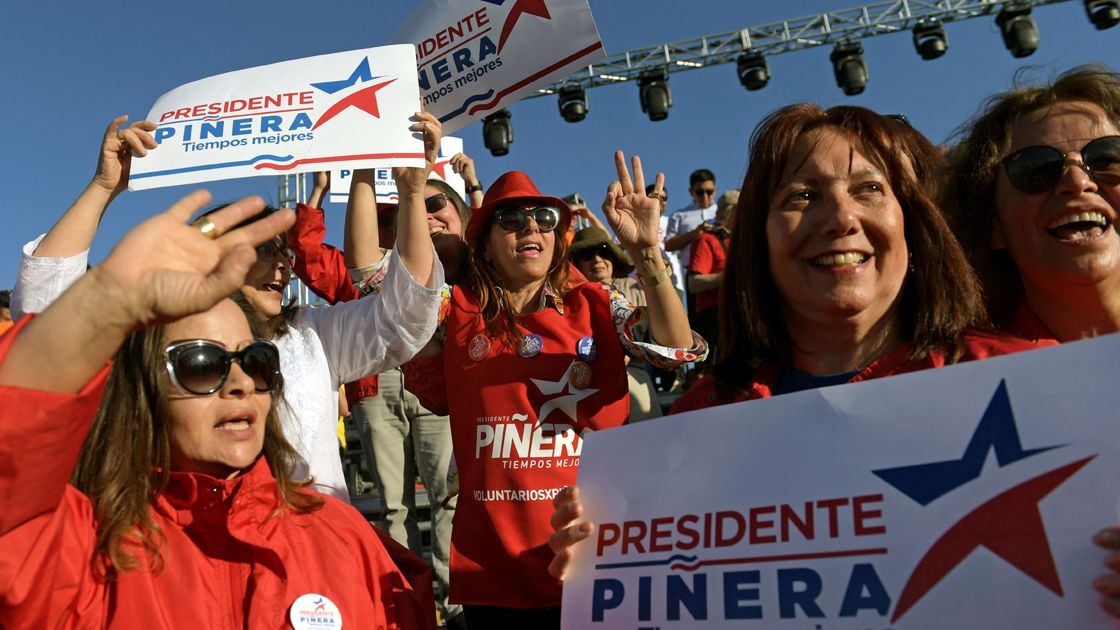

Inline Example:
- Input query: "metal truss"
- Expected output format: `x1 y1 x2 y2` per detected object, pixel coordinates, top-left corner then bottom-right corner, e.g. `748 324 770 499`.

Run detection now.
528 0 1075 96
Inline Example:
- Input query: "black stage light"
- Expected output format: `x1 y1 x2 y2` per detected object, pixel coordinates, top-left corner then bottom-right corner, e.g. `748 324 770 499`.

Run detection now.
830 42 868 96
483 109 512 157
1086 0 1120 29
912 19 949 60
558 83 588 123
996 3 1040 58
638 68 672 122
736 51 770 91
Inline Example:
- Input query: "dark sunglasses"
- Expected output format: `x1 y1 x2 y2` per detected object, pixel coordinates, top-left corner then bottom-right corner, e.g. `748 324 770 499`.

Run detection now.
425 193 450 213
1001 135 1120 194
574 244 612 262
256 241 296 267
494 206 562 233
164 339 282 396
692 187 716 196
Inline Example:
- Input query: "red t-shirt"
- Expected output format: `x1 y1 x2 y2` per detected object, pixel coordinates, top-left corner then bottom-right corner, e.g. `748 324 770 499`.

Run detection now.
442 283 629 608
688 231 727 313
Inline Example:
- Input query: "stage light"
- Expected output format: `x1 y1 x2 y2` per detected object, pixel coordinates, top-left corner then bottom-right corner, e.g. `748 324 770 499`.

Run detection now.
996 3 1039 58
830 42 868 96
1086 0 1120 29
638 68 672 122
912 19 949 60
483 109 512 157
558 83 588 123
736 51 770 91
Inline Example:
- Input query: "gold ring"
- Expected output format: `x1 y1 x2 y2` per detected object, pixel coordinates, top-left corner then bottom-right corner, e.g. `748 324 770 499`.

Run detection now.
192 216 219 240
647 191 665 202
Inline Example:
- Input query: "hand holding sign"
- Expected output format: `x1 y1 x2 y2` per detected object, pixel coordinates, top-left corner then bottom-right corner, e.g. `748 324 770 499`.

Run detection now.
548 485 594 581
1093 526 1120 616
393 111 443 198
94 115 158 198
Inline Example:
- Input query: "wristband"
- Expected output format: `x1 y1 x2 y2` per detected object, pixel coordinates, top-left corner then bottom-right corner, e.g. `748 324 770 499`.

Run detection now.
465 183 484 194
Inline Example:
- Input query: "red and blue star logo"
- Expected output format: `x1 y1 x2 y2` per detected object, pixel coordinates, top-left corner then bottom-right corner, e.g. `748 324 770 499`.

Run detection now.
480 0 553 53
310 57 397 130
873 380 1094 622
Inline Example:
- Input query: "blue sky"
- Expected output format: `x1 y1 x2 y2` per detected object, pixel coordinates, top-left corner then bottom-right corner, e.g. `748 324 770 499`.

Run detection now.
2 0 1116 290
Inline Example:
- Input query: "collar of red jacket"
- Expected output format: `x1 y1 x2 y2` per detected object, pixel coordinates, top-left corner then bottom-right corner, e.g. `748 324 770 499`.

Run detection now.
161 456 275 514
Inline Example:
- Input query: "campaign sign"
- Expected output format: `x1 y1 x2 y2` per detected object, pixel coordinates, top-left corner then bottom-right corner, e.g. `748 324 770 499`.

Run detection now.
129 45 425 191
389 0 605 133
561 336 1120 629
328 136 466 205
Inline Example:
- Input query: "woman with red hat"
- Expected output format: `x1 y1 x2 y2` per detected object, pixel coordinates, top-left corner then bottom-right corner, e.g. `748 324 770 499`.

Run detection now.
402 152 706 627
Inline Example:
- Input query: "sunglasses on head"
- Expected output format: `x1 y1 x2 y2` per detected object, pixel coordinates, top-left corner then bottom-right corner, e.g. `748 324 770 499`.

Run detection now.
256 241 296 267
1001 135 1120 194
164 339 282 396
425 193 450 214
574 243 613 263
494 206 562 233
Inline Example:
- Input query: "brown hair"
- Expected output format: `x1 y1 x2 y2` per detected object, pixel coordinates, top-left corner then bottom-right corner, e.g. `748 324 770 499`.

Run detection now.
466 215 571 348
942 64 1120 324
713 103 985 391
71 304 322 579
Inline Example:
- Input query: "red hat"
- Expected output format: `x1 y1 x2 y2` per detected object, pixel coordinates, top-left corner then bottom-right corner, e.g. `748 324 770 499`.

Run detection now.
465 171 571 244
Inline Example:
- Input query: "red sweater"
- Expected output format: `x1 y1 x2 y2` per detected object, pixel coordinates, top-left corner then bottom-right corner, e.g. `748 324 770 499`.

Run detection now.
671 331 1045 413
0 318 433 629
406 283 629 608
288 203 378 404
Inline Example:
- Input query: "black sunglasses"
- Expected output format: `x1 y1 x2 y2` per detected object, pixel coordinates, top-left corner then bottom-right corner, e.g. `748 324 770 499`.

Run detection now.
574 244 612 262
495 206 562 233
692 186 716 196
425 193 450 214
164 339 282 396
256 241 296 267
1001 135 1120 194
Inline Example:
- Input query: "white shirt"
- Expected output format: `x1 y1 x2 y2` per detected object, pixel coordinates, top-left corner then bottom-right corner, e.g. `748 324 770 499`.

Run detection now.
664 201 719 268
13 236 444 502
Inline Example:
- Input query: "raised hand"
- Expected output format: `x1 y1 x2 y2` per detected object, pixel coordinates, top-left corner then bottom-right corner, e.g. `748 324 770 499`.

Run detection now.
92 115 158 198
449 152 477 185
393 111 442 197
97 191 295 328
602 151 665 252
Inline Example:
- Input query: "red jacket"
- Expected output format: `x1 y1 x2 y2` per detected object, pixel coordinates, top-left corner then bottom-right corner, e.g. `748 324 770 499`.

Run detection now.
671 331 1045 413
288 203 378 404
0 318 433 629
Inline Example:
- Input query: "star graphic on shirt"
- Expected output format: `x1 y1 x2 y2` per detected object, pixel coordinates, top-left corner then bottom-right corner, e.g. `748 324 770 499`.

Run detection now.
530 361 598 425
872 380 1093 622
495 0 553 53
310 58 397 130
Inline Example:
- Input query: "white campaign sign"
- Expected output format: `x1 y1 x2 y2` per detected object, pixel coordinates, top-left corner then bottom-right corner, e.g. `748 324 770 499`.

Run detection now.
129 45 424 191
328 136 466 205
389 0 604 133
562 336 1120 629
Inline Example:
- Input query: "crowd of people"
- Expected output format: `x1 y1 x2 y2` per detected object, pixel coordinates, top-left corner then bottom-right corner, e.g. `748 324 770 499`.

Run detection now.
1 62 1119 628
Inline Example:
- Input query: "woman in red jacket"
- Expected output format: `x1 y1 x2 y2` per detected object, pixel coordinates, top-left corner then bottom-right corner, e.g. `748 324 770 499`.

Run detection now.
546 104 1048 580
0 194 434 629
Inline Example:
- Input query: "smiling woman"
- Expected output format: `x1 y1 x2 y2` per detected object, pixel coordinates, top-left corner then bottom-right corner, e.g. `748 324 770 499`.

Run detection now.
400 159 706 627
943 64 1120 343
